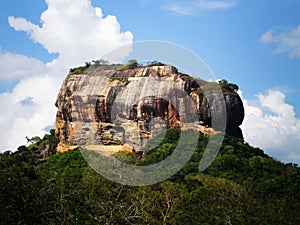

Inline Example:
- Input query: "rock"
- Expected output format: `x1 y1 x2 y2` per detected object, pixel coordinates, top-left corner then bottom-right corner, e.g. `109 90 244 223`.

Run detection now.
55 65 244 153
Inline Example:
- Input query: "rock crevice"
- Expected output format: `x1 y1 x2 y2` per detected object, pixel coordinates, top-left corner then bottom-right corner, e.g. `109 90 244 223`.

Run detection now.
55 65 244 153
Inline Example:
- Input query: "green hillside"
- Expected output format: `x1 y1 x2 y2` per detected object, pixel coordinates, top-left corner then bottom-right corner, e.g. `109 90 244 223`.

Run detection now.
0 130 299 224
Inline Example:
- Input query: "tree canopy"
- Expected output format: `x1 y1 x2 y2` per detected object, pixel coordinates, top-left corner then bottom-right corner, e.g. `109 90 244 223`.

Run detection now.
0 129 299 224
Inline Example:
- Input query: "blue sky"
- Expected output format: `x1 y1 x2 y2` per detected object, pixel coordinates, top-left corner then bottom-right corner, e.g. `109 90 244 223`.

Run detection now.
0 0 299 164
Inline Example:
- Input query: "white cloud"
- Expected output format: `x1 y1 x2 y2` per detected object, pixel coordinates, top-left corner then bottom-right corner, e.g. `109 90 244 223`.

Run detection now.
0 0 133 152
8 0 133 68
260 29 274 43
239 89 300 164
165 0 236 15
260 26 300 58
0 75 60 151
0 52 46 80
195 0 236 9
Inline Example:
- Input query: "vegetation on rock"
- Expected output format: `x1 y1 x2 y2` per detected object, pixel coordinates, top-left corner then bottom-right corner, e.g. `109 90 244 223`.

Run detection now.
69 60 124 74
69 59 168 74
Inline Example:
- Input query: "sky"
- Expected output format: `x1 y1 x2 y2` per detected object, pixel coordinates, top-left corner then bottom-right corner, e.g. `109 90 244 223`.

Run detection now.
0 0 299 164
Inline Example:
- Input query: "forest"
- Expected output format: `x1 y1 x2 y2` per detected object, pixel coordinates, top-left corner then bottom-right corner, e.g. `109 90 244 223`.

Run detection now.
0 129 299 224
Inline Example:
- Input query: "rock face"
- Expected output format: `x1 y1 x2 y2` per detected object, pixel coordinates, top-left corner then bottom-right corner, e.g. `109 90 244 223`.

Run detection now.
55 65 244 153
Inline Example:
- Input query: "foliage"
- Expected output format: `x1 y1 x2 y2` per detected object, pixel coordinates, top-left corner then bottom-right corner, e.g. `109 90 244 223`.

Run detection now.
147 60 166 66
0 130 300 224
24 129 58 159
118 59 139 71
69 64 91 74
70 59 167 74
92 59 109 66
219 79 239 92
69 59 124 74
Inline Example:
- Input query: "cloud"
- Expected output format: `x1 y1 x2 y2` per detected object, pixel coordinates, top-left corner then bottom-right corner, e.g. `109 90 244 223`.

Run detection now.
8 0 133 68
0 52 46 80
165 0 237 15
260 26 300 58
260 29 274 43
0 75 60 151
195 0 236 9
19 96 35 106
239 89 300 164
0 0 133 152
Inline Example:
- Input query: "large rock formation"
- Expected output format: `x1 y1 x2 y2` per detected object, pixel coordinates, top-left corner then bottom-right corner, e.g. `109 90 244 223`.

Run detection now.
55 64 244 153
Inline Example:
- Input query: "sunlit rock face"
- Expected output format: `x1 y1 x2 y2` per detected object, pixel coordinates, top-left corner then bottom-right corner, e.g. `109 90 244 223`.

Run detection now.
55 65 244 153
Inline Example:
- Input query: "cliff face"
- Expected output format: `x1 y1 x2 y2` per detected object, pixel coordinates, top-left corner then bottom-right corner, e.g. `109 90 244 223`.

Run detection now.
55 65 244 153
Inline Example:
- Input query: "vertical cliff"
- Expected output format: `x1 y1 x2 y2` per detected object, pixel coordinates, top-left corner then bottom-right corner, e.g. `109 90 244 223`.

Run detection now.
55 64 244 153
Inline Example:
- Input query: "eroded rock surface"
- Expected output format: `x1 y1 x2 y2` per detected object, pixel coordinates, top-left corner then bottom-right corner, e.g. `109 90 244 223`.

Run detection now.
55 65 244 153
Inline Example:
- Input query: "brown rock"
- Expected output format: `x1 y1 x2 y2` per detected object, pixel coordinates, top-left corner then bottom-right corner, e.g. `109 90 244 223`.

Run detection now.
55 65 244 153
